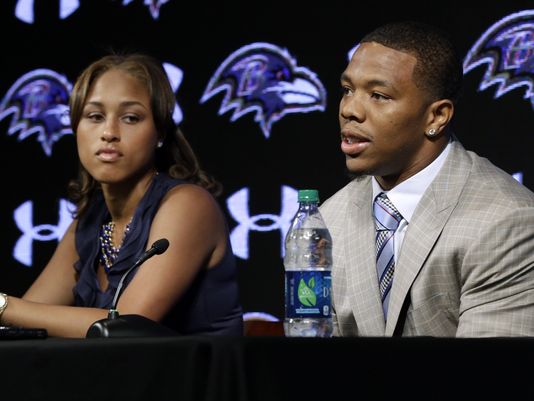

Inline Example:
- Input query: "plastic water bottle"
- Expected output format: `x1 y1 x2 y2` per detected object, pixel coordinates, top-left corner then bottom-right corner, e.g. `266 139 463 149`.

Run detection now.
283 189 333 337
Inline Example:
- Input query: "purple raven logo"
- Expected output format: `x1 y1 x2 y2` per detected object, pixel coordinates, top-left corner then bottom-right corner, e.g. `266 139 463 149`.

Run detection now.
200 42 327 138
122 0 170 19
463 10 533 109
0 69 73 156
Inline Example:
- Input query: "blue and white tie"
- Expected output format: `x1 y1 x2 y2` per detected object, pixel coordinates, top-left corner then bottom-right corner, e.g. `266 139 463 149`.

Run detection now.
373 192 403 318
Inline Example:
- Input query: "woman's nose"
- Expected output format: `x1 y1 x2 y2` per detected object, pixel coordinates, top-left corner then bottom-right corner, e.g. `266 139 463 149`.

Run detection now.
101 121 119 142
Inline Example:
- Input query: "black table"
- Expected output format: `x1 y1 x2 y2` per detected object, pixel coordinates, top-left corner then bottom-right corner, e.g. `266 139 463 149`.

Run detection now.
1 335 532 400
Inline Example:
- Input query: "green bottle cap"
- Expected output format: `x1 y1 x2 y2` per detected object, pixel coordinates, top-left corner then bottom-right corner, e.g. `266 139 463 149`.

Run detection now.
298 189 319 202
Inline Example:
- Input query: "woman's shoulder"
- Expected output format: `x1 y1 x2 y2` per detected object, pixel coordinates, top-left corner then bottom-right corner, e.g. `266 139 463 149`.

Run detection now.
151 182 227 250
165 181 214 200
156 173 213 197
160 182 221 217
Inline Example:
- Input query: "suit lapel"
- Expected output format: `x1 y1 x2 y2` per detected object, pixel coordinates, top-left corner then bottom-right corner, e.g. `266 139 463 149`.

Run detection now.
385 140 471 334
345 178 386 335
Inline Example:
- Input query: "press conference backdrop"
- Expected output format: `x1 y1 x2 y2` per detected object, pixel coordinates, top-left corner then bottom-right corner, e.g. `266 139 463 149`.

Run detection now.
0 1 532 322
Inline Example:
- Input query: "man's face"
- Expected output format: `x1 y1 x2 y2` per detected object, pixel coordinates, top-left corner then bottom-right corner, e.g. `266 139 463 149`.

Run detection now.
339 42 434 189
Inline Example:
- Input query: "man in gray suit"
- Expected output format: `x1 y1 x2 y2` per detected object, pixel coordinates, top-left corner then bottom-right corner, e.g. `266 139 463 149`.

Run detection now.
320 21 534 337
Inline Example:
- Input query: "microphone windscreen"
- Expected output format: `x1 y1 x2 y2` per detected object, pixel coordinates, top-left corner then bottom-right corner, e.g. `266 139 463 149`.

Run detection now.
152 238 169 255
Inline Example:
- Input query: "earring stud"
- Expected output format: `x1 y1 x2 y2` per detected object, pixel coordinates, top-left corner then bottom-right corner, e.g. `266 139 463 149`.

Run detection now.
427 128 437 137
157 140 163 148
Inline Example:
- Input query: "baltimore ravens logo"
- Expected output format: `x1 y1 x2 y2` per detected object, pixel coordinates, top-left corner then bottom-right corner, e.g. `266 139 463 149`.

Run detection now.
463 10 533 109
122 0 170 19
200 42 327 138
0 69 73 156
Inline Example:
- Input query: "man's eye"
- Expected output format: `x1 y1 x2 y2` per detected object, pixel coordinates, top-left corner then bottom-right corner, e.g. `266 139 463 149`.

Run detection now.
371 92 389 100
341 87 352 96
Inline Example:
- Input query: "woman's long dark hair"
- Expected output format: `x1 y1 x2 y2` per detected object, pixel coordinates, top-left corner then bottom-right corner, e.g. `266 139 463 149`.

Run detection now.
67 53 221 218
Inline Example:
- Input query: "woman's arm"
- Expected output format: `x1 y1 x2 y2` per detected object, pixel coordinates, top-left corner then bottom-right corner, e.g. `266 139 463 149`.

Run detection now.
115 183 228 322
2 220 109 337
1 183 229 338
23 220 79 304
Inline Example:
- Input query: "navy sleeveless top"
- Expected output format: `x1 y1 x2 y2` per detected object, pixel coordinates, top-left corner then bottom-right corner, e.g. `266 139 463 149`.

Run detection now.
73 173 243 335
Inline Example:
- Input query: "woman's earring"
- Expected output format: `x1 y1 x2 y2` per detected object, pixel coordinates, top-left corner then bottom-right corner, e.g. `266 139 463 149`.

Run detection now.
157 140 164 148
427 128 437 137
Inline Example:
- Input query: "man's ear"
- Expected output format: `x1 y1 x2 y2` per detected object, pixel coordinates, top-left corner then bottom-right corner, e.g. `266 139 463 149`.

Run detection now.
425 99 454 136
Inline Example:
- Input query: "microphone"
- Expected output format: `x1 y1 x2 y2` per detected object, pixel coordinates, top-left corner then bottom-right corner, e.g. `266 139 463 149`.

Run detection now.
86 238 178 338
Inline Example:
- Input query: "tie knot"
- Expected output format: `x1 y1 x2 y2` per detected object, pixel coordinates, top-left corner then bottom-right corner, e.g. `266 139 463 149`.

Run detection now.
373 192 403 231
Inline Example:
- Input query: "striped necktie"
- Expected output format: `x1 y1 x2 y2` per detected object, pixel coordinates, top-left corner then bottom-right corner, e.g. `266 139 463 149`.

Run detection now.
373 192 403 318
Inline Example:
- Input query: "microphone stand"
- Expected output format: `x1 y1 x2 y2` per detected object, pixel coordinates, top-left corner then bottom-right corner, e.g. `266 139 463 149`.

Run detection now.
86 239 178 338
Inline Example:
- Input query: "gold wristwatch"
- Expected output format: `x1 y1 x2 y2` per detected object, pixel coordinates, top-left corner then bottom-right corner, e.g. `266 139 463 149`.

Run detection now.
0 293 8 323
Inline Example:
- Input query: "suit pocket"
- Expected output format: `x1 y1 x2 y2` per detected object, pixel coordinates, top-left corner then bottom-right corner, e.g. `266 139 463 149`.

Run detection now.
404 293 458 337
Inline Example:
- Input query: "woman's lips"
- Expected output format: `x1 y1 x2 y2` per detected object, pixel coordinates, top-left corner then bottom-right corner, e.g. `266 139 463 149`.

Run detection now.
96 148 122 162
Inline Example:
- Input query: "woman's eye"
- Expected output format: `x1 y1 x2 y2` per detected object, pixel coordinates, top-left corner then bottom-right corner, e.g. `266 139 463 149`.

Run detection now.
123 115 140 124
86 113 103 122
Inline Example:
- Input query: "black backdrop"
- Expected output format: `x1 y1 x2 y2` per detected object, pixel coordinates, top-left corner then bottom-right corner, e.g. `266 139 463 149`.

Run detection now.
0 0 532 321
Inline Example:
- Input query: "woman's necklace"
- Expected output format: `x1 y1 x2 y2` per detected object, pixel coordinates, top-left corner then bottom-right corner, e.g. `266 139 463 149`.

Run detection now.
99 220 132 273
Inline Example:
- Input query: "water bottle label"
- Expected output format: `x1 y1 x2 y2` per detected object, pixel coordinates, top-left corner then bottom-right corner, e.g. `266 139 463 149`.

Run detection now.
285 271 331 318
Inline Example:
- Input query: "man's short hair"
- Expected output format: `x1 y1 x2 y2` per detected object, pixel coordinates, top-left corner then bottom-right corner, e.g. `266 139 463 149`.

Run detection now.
361 21 463 104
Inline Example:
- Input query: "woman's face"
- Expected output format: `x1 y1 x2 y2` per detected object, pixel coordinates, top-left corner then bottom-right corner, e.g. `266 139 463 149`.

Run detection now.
76 68 159 185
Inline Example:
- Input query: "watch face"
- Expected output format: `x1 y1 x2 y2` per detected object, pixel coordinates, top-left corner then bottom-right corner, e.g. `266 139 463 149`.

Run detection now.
0 295 6 309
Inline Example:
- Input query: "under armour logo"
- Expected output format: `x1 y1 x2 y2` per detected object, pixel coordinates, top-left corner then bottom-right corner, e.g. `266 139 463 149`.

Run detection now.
162 62 183 124
15 0 80 23
227 186 298 259
13 198 75 266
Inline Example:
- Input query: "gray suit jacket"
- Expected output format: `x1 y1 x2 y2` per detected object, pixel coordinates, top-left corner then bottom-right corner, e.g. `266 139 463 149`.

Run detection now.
320 139 534 337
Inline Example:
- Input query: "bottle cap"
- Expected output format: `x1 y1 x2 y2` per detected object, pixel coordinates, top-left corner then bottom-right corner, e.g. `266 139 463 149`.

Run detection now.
298 189 319 202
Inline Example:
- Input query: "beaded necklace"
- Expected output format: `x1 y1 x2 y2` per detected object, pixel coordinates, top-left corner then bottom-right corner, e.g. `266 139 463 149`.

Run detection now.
99 220 132 273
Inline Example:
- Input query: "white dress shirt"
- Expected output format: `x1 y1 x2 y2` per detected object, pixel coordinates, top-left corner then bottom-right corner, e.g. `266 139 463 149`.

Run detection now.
372 141 451 262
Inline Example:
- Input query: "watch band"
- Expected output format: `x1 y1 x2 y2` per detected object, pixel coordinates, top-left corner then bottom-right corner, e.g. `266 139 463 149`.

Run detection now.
0 293 8 323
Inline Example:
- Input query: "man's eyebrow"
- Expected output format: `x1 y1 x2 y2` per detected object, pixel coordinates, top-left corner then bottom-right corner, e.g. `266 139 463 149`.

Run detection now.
366 79 394 88
340 74 395 90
